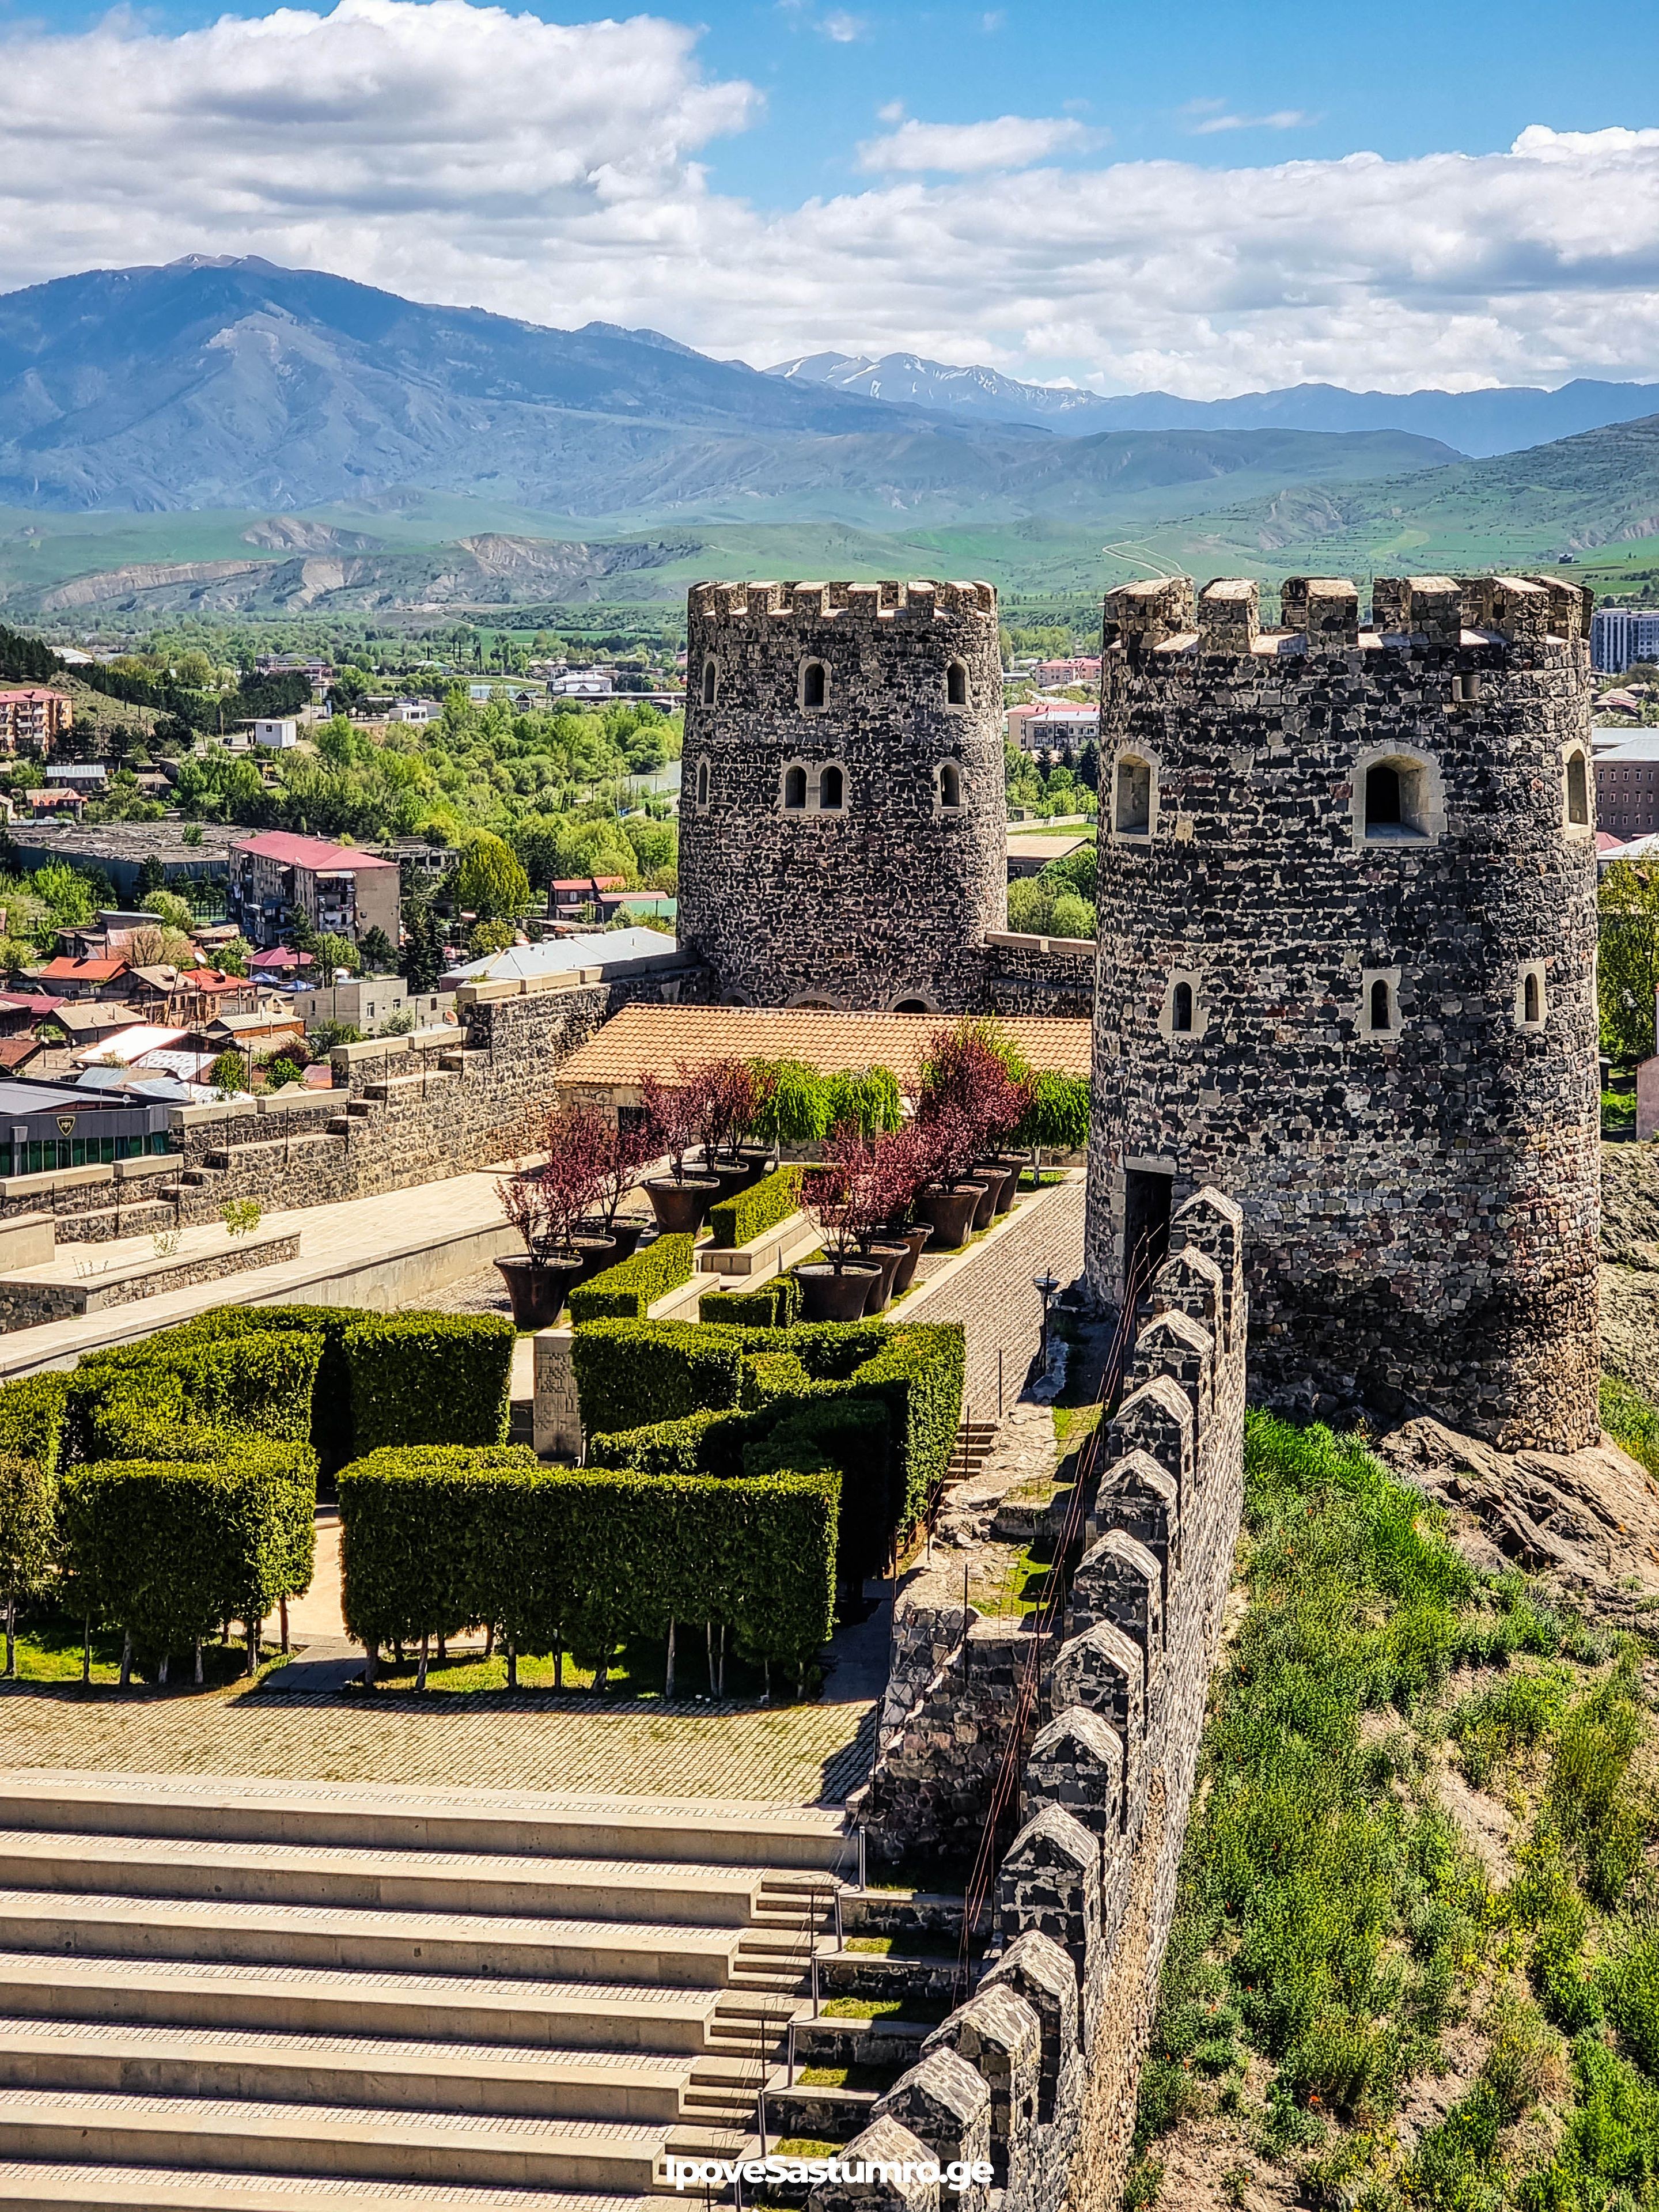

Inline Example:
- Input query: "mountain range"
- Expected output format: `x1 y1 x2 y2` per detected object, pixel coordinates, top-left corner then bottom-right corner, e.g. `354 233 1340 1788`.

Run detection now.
1 255 1658 615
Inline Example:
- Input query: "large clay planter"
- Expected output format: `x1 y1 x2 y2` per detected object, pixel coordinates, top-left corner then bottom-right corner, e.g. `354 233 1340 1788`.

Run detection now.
582 1217 647 1263
797 1262 882 1322
859 1240 909 1314
916 1181 987 1252
889 1223 933 1294
494 1253 581 1330
571 1233 619 1286
647 1176 720 1234
968 1168 1002 1232
987 1157 1027 1215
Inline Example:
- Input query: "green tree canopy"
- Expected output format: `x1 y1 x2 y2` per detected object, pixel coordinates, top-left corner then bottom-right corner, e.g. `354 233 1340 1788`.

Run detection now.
1600 859 1659 1065
455 831 532 922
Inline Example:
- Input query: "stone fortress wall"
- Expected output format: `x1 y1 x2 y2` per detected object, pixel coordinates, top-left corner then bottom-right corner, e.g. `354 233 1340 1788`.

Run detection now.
1086 572 1601 1454
676 579 1092 1017
824 1187 1248 2212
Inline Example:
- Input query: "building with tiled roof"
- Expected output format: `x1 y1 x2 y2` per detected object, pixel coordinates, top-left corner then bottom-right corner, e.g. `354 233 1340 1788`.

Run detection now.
230 832 400 951
557 1002 1089 1109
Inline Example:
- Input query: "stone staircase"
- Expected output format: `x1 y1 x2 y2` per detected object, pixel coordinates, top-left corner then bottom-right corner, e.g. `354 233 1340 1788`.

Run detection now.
0 1774 850 2210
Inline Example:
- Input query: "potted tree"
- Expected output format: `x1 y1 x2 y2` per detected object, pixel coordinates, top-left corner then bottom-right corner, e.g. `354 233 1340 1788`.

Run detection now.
641 1070 721 1233
874 1120 934 1293
494 1108 606 1328
797 1132 886 1320
915 1023 1031 1230
579 1113 657 1263
694 1058 761 1200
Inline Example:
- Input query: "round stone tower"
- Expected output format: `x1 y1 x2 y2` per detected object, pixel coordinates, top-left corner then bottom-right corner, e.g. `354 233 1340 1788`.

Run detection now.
1086 570 1601 1452
677 579 1007 1010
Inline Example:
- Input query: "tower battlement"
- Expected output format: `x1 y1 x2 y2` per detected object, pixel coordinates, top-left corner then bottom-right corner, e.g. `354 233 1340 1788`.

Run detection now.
688 577 998 623
1104 570 1593 660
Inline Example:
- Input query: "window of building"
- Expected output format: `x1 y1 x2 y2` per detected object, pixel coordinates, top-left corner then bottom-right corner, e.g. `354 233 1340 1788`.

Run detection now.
946 661 968 707
1114 754 1154 837
801 661 828 711
1370 978 1392 1029
695 757 710 808
817 763 844 810
938 761 962 809
1565 747 1590 828
1355 749 1440 843
1171 979 1193 1033
1359 967 1403 1037
893 997 931 1013
1516 961 1547 1030
782 763 807 810
1158 969 1205 1040
1524 971 1540 1024
701 658 718 707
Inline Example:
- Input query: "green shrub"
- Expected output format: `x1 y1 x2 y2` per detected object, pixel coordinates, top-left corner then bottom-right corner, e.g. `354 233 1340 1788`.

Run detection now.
699 1275 801 1327
1548 1668 1646 1908
338 1444 838 1669
820 1068 902 1137
0 1373 68 1478
1014 1070 1090 1160
741 1351 813 1410
745 1059 829 1147
846 1324 964 1532
708 1166 804 1250
168 1304 374 1465
69 1330 323 1464
1450 1665 1573 1790
569 1234 694 1322
1600 1371 1659 1479
745 1397 891 1580
571 1319 744 1435
344 1315 514 1452
61 1441 315 1665
588 1408 741 1477
1518 2037 1659 2212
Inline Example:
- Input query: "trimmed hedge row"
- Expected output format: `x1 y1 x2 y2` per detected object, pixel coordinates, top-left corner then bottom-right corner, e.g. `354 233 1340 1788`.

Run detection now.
569 1234 694 1324
61 1441 316 1665
68 1331 325 1465
338 1445 837 1669
0 1374 69 1478
342 1316 514 1453
708 1166 802 1251
166 1304 372 1465
572 1322 745 1436
699 1275 802 1328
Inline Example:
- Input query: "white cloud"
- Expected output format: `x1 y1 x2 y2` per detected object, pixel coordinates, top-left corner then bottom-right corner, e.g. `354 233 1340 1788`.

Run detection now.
1187 108 1315 135
857 115 1101 174
1 6 1658 400
819 10 868 37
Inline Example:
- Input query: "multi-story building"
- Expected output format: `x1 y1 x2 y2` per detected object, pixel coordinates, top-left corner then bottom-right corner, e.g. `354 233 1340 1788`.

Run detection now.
229 831 400 950
0 688 73 755
1592 606 1659 673
1596 732 1659 839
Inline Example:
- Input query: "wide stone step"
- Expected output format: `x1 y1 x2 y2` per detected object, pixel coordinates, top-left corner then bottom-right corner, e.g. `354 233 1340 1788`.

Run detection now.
0 2166 656 2211
0 1777 847 1876
0 2090 668 2191
0 2017 692 2122
0 1892 734 1990
0 1832 762 1930
0 1953 721 2054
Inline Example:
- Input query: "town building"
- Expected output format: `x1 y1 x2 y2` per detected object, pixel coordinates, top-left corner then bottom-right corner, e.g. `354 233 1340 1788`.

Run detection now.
252 718 301 749
0 1074 175 1176
0 687 73 754
1595 731 1659 839
229 831 400 950
1592 605 1659 672
3 823 240 900
289 976 453 1029
548 875 626 920
1006 699 1098 752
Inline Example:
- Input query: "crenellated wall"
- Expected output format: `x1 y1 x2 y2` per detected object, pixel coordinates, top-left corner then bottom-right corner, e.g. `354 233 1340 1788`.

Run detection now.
830 1185 1248 2212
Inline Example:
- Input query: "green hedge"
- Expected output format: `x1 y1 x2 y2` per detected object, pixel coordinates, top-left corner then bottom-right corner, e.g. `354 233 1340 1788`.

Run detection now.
165 1304 374 1465
0 1373 69 1477
343 1316 514 1452
850 1323 965 1532
744 1397 891 1580
741 1350 813 1410
61 1441 316 1664
708 1166 803 1251
569 1234 694 1323
338 1445 836 1668
68 1331 324 1466
571 1320 745 1437
699 1276 800 1328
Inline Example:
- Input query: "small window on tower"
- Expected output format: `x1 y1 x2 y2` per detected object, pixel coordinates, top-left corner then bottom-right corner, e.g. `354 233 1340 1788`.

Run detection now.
938 762 961 809
783 764 807 810
817 763 844 810
1566 748 1590 827
1171 980 1193 1034
1524 971 1540 1024
702 659 718 707
1516 962 1547 1030
1115 755 1153 837
946 661 968 707
695 759 709 808
801 661 828 711
1357 751 1437 842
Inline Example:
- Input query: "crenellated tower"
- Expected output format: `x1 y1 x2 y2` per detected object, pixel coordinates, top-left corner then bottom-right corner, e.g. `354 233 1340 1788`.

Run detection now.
1085 570 1601 1452
676 579 1007 1012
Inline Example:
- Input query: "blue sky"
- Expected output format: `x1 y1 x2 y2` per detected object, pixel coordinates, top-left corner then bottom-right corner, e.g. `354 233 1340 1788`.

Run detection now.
1 0 1656 392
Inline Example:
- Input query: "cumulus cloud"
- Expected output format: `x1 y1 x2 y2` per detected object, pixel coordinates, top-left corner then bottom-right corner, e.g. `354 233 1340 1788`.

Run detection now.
1185 108 1315 135
1 4 1658 398
857 114 1100 173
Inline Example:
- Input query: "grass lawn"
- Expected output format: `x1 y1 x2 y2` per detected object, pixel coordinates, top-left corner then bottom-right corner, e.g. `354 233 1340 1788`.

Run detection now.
0 1616 279 1691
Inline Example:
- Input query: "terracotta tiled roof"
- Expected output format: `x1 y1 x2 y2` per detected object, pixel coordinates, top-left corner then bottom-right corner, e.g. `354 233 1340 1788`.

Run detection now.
33 957 127 982
234 831 395 870
558 1003 1090 1099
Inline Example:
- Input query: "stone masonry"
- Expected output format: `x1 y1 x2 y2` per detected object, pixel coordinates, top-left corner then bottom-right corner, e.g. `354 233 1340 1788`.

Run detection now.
828 1185 1248 2212
1086 573 1601 1453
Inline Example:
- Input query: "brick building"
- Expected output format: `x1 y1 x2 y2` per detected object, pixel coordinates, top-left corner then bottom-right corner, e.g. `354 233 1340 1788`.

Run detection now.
229 831 400 950
1595 731 1659 839
0 688 72 755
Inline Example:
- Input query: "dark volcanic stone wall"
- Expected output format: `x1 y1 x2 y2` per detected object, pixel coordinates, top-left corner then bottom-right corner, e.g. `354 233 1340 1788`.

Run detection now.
1085 571 1601 1453
677 579 1007 1011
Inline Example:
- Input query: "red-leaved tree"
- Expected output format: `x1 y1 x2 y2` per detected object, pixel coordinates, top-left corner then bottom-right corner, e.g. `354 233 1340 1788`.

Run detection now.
801 1129 895 1274
914 1023 1035 1184
495 1104 608 1268
639 1070 702 1183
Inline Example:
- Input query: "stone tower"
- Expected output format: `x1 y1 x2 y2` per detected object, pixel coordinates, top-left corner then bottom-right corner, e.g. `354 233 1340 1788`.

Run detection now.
676 579 1007 1011
1086 571 1601 1452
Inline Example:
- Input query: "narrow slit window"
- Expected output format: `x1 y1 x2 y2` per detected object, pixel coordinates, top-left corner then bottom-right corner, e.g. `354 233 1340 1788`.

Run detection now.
939 762 961 808
1171 980 1193 1034
1566 751 1589 826
1369 977 1393 1031
702 660 717 707
802 661 827 710
946 662 968 707
783 764 807 810
817 764 844 810
695 759 709 806
1524 971 1541 1025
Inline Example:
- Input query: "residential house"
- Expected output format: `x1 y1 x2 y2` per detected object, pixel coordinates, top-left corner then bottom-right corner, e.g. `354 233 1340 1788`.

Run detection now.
549 876 626 921
229 832 400 950
252 719 301 749
20 790 86 822
126 966 257 1027
0 688 73 755
0 992 65 1037
30 956 131 1001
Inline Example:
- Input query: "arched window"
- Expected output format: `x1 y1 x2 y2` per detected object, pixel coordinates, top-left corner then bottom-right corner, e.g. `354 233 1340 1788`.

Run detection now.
946 661 968 707
1365 762 1402 828
801 661 828 710
1566 749 1590 827
817 763 844 811
782 764 807 810
701 658 717 707
894 997 929 1014
938 762 961 809
1369 978 1392 1031
1171 980 1193 1034
1115 755 1153 836
695 758 709 808
1524 971 1540 1025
